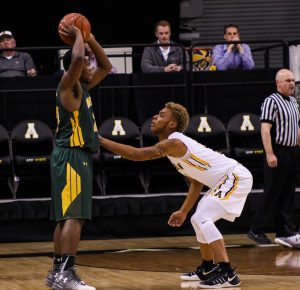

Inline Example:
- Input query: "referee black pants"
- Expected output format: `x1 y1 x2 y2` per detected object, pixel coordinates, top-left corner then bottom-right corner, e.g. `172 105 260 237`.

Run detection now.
250 145 298 237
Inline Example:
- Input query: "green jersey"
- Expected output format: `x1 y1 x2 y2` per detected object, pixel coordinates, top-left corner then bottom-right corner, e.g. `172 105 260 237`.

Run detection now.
55 83 98 153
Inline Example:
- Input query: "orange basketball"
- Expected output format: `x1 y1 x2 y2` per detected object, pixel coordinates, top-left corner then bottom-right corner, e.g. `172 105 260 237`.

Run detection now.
58 13 91 45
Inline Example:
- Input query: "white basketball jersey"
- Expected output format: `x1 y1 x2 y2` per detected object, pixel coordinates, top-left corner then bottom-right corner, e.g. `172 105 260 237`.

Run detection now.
167 132 238 188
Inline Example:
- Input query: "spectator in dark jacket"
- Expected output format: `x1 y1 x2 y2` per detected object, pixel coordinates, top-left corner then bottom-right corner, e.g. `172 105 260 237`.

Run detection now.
141 20 188 73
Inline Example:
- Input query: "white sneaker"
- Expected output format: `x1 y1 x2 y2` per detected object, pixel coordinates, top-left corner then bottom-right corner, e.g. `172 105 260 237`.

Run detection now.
52 267 95 290
274 233 300 249
181 281 201 288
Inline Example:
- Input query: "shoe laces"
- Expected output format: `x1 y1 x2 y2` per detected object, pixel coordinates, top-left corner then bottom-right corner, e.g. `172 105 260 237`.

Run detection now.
208 265 237 281
203 266 222 282
289 232 300 241
187 267 202 277
48 269 59 276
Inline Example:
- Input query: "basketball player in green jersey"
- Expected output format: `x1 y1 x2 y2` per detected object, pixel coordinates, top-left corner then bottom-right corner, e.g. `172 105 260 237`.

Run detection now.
45 21 112 290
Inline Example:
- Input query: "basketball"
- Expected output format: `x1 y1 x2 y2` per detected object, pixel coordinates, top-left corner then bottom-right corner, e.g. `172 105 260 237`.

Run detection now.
58 13 91 45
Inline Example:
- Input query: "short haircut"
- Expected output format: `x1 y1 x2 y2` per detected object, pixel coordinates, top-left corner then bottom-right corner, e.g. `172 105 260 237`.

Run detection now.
154 20 171 32
165 102 189 133
223 24 239 34
62 49 72 71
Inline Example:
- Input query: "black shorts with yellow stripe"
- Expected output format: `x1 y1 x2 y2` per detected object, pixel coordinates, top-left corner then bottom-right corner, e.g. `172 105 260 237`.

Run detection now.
50 146 93 221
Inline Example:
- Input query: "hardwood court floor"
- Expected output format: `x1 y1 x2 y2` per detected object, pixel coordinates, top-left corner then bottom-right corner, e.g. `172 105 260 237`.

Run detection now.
0 234 299 290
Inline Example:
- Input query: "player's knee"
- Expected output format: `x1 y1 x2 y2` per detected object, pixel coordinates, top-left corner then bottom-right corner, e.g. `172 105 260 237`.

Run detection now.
192 215 223 243
190 213 201 230
191 213 210 229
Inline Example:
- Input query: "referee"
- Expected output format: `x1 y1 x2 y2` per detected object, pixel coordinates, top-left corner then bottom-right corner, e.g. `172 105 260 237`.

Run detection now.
248 68 300 248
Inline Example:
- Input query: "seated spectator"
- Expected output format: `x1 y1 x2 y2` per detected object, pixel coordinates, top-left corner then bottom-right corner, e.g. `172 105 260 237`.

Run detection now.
0 30 37 77
213 24 255 70
141 20 188 73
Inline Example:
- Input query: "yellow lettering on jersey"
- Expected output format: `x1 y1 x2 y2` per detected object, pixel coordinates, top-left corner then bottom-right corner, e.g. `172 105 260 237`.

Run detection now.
112 120 126 135
214 191 222 198
173 163 184 171
221 173 239 200
86 97 92 108
183 154 211 171
211 173 239 200
62 162 81 216
70 111 84 147
198 116 212 132
92 113 98 132
56 106 60 130
240 115 254 131
25 123 39 139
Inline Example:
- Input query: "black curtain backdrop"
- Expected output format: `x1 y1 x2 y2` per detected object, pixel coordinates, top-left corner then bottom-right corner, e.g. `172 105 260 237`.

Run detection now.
1 0 180 74
1 0 180 46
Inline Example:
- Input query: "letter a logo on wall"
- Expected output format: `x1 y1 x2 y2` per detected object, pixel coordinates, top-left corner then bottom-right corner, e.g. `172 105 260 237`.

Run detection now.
112 120 126 136
198 117 212 132
25 123 39 139
240 115 254 131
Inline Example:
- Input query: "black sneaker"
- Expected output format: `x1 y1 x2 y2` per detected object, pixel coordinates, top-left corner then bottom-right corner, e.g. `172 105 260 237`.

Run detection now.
180 264 218 281
247 230 272 244
199 267 241 288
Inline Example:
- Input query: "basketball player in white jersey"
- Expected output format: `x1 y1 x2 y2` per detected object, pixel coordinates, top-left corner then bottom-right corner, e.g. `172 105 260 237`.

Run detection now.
99 102 253 288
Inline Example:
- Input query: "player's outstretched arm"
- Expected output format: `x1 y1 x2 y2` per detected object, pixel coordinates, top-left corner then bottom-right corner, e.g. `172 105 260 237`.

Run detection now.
99 136 185 161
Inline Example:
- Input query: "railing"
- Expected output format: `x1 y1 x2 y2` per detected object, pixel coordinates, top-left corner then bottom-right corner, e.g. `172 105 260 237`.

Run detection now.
0 39 289 75
0 39 292 127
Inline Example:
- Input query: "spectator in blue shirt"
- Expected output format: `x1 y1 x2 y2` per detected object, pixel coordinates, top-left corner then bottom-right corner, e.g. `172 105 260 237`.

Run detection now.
213 24 254 71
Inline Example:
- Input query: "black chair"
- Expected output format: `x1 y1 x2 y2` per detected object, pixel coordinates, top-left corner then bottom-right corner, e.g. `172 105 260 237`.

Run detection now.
185 114 230 155
10 120 54 198
227 112 264 188
91 149 104 196
140 117 189 194
99 116 145 195
0 125 14 198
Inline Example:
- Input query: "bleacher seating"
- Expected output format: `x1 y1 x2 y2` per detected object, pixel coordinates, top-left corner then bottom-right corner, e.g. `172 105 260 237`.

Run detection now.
227 113 264 188
0 125 14 198
0 69 290 199
10 120 54 198
98 116 145 195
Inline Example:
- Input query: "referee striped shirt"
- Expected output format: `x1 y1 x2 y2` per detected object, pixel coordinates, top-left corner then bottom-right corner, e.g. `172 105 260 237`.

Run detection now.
261 92 299 146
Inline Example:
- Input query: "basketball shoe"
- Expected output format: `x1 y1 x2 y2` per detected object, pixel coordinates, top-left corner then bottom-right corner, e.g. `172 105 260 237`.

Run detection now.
198 267 241 288
45 269 59 287
275 225 300 249
274 233 300 249
180 264 218 281
247 230 272 244
52 267 95 290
